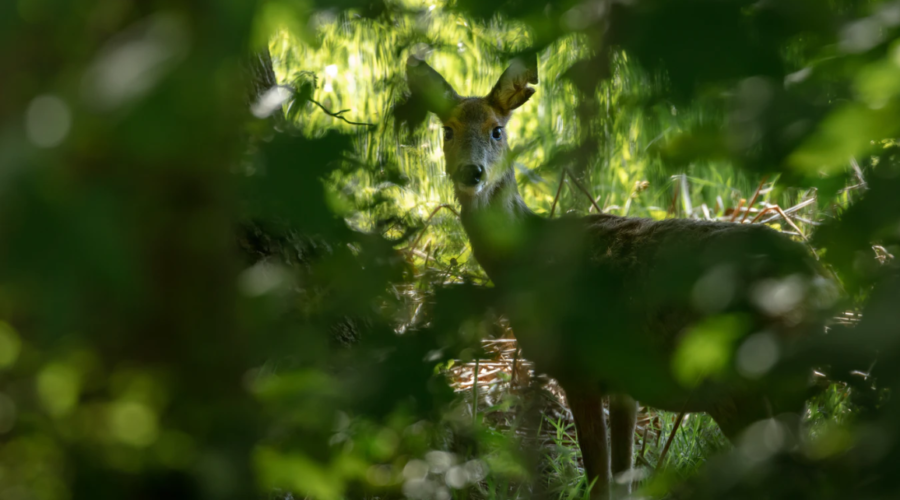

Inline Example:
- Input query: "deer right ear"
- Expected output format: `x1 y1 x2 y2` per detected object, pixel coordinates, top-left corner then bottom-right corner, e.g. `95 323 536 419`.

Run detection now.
488 57 538 114
406 57 460 121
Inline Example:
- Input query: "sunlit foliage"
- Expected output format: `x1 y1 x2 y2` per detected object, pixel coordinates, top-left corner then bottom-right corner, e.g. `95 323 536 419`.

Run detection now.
1 0 899 499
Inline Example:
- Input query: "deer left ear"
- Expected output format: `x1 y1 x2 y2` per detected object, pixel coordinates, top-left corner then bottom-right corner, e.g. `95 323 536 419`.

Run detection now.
488 57 539 114
406 56 460 121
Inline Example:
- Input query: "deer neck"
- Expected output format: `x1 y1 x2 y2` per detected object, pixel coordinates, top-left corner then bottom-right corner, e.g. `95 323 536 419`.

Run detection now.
457 169 536 281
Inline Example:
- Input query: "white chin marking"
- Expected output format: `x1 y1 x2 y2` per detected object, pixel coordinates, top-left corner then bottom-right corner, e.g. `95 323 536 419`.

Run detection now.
456 183 484 196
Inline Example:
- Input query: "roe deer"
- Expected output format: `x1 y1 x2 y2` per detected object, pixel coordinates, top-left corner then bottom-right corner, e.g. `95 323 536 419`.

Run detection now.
407 56 830 499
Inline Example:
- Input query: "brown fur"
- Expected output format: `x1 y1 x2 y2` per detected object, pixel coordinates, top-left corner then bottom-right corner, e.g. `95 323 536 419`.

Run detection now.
442 99 510 194
408 57 821 499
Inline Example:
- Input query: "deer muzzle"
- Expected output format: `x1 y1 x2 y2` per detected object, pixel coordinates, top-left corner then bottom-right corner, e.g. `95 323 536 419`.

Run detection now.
454 163 484 187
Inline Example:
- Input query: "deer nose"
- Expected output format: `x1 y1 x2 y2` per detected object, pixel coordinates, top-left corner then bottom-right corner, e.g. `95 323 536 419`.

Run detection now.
456 164 484 186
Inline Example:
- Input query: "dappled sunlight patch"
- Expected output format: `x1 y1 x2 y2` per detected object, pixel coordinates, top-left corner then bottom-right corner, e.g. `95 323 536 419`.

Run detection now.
735 331 780 379
238 262 292 297
750 274 808 317
738 417 795 463
25 95 72 149
249 369 339 410
366 463 397 486
803 421 855 461
81 12 190 111
254 447 348 500
672 315 747 387
691 265 737 314
400 452 489 498
0 322 21 369
37 363 82 418
2 0 895 498
789 101 900 174
108 401 159 448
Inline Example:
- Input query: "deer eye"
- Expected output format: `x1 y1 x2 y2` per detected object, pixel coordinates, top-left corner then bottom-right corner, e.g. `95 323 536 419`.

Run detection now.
443 127 453 141
491 127 503 140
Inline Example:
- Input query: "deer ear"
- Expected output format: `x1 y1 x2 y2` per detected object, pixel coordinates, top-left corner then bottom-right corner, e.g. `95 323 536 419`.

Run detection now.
488 57 539 114
406 56 460 120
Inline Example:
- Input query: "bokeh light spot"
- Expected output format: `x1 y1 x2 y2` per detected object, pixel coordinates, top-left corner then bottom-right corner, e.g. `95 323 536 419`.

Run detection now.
25 95 71 149
109 401 159 447
37 363 81 417
672 315 745 386
0 321 22 369
736 331 780 379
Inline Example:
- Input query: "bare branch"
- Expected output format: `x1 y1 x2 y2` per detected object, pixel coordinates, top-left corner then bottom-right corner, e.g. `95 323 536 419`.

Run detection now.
310 98 375 129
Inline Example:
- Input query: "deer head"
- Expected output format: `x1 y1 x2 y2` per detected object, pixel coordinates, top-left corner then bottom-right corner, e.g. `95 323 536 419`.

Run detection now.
407 56 538 209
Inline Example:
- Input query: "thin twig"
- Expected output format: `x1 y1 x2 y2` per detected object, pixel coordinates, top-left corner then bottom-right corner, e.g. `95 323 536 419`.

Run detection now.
657 412 686 468
741 176 768 223
838 183 866 194
310 98 375 128
759 197 815 224
511 346 521 388
668 182 680 217
634 423 651 489
549 169 567 217
850 157 868 190
406 204 460 254
657 377 700 469
729 198 746 222
752 204 807 240
680 175 692 216
422 243 433 269
636 455 656 470
772 205 807 240
639 424 650 459
472 357 480 426
750 206 776 224
407 248 486 283
589 193 605 213
563 168 603 213
654 416 663 449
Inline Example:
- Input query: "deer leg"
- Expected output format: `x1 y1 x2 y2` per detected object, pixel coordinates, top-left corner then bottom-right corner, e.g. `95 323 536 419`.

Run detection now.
566 389 610 500
609 393 637 496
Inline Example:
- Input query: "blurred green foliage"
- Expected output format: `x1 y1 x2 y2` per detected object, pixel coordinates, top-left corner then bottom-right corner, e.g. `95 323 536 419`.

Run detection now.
1 0 899 499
